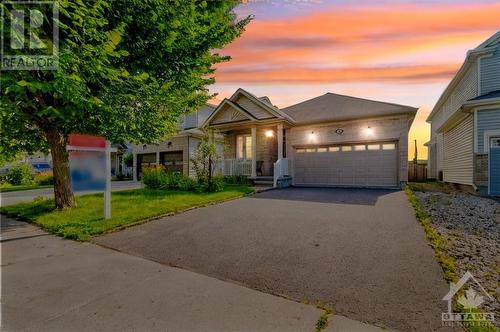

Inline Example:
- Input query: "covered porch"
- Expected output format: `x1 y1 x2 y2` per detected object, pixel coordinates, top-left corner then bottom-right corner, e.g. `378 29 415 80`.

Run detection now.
203 89 294 186
220 123 286 179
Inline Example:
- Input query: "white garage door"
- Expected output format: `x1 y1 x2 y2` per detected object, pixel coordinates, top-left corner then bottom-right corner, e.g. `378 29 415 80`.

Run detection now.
293 142 398 187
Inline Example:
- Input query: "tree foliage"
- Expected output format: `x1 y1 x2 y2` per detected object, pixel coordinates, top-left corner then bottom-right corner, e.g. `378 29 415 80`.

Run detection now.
0 0 250 208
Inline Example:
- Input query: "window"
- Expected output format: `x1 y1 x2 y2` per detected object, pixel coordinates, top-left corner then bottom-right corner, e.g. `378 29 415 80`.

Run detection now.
306 148 316 152
367 144 380 150
382 143 396 150
342 146 352 151
329 146 340 152
354 145 366 151
237 135 253 159
296 148 306 153
317 147 327 152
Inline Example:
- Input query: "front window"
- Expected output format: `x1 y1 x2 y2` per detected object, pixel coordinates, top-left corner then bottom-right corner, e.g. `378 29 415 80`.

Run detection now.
237 135 253 159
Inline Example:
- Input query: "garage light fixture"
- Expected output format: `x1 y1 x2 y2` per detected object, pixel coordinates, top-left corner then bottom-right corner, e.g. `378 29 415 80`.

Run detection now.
309 131 317 142
265 130 274 138
364 126 374 136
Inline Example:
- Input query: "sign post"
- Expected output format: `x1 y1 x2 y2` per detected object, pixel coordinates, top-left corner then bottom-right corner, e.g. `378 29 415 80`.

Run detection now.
67 134 116 219
104 140 112 219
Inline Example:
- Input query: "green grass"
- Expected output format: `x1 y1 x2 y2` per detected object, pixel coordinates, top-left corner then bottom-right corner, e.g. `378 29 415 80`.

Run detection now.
1 186 253 241
315 302 333 332
405 186 457 282
0 184 53 192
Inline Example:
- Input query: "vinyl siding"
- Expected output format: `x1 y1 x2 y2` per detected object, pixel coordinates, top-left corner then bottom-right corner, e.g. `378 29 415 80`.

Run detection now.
476 109 500 153
431 64 478 133
443 115 473 185
235 95 273 119
480 45 500 95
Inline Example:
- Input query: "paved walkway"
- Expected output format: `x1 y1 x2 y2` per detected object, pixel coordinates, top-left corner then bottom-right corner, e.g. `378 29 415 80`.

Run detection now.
1 217 383 331
0 181 142 206
96 188 453 331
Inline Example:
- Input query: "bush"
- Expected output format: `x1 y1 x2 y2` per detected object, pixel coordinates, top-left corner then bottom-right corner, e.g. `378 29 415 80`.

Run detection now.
35 171 54 185
6 163 35 185
223 175 250 185
142 166 198 191
196 176 224 193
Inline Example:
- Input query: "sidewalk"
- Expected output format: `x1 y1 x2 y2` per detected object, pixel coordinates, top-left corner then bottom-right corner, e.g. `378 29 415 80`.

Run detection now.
1 217 387 332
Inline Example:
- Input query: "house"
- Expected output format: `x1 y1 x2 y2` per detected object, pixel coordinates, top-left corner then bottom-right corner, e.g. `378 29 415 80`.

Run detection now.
426 31 500 196
132 104 221 180
133 88 417 188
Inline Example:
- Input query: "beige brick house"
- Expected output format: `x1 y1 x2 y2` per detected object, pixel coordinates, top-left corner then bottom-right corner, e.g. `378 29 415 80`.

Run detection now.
133 88 417 188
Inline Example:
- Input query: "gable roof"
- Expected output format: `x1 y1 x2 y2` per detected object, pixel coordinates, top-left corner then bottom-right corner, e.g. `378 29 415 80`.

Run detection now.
203 88 295 127
281 92 417 124
427 31 500 122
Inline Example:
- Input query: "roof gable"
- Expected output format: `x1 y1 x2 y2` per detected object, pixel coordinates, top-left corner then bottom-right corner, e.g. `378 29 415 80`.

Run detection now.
205 99 256 126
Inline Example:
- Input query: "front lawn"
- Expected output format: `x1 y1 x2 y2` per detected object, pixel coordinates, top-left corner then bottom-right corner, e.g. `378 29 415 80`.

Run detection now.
1 186 253 241
0 184 53 193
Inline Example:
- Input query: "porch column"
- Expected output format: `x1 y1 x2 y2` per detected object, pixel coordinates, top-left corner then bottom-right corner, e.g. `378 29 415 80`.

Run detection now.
277 123 284 160
251 125 257 178
132 152 138 182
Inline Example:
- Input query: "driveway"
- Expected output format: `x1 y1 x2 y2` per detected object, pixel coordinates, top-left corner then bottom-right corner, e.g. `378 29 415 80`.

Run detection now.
0 180 142 206
96 188 452 331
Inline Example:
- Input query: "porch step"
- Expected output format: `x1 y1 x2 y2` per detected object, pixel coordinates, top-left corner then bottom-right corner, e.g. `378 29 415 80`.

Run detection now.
250 176 273 186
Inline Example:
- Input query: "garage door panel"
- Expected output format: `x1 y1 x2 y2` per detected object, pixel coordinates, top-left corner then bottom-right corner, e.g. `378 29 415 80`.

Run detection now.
294 142 398 187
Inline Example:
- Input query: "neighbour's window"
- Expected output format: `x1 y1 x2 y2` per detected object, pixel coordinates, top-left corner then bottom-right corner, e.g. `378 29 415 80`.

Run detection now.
306 148 316 152
367 144 380 150
354 145 366 151
317 147 327 152
341 146 352 151
382 143 396 150
329 146 340 152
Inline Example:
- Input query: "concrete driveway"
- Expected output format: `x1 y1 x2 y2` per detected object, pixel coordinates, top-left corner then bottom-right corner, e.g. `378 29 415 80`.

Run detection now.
96 188 452 331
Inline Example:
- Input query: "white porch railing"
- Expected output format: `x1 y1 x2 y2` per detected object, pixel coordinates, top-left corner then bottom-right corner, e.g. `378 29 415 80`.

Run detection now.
223 159 252 176
273 158 289 187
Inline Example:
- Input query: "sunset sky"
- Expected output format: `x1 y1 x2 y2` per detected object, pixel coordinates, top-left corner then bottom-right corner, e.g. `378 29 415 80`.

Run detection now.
209 0 500 160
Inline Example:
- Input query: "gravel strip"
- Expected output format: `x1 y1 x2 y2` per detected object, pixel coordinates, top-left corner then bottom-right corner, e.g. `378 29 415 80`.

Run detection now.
415 191 500 316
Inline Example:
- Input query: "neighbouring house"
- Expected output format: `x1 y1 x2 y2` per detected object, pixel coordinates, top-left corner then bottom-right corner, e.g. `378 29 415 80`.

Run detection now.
110 143 133 177
132 104 222 180
134 88 417 188
426 31 500 196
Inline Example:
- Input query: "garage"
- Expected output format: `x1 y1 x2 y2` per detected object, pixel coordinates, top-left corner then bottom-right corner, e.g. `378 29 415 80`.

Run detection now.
293 142 398 187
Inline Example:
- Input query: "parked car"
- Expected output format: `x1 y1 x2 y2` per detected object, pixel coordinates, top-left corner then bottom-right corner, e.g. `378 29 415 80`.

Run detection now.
32 162 52 173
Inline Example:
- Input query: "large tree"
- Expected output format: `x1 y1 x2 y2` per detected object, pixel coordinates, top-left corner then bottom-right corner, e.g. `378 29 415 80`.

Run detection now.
1 0 250 209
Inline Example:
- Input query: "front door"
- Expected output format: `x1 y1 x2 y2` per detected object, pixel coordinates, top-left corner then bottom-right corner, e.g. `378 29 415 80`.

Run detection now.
489 137 500 196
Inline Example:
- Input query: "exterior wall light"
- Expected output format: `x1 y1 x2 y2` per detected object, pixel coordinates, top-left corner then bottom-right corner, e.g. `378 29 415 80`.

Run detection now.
265 130 274 138
364 126 374 136
309 131 317 142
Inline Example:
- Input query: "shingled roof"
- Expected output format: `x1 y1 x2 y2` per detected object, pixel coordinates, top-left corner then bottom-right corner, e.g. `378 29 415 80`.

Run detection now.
281 93 418 124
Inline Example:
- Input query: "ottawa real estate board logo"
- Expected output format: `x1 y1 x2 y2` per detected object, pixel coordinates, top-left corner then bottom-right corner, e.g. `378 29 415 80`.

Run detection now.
1 1 58 70
442 271 495 327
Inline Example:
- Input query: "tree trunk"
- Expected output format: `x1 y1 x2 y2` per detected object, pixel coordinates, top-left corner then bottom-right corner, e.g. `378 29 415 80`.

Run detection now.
45 129 75 209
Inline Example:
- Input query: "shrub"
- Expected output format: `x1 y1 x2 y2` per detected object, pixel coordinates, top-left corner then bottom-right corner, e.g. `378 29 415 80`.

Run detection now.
196 176 224 193
7 163 35 185
223 175 250 185
141 166 166 189
116 172 126 181
123 153 133 167
35 171 54 185
142 167 198 191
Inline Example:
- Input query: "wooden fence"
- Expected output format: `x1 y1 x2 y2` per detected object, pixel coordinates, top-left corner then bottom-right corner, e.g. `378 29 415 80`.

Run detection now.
408 162 427 182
